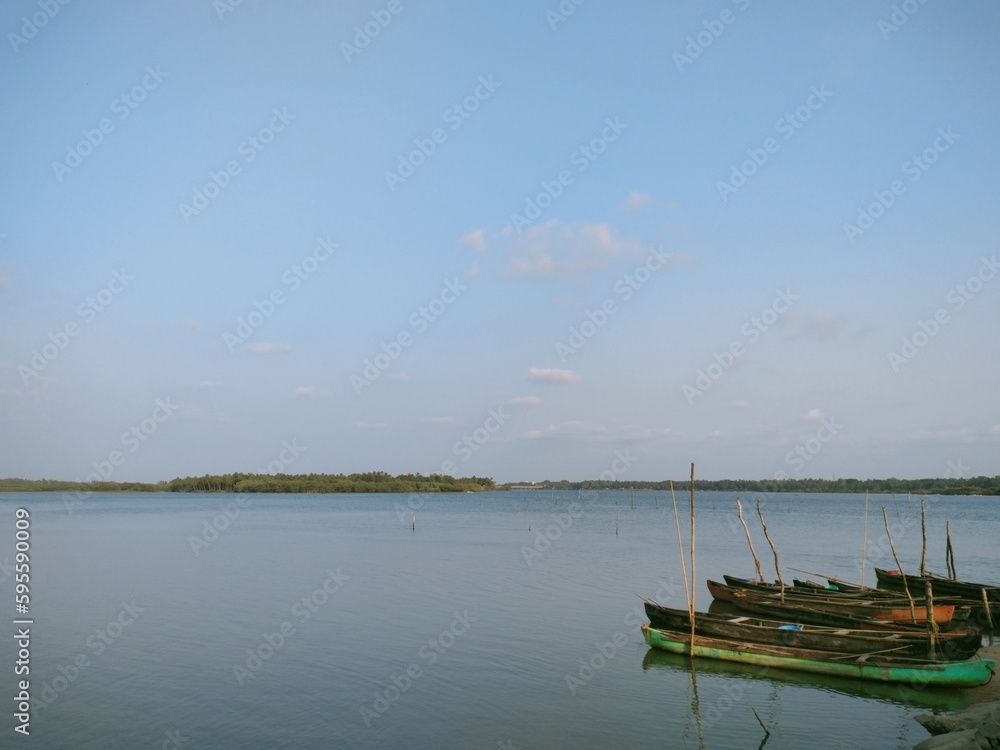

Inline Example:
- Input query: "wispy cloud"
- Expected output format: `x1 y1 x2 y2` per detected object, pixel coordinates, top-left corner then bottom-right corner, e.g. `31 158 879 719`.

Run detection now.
507 395 543 406
245 342 293 355
528 367 580 384
420 416 459 425
386 372 411 383
293 386 317 398
621 190 653 212
459 228 487 252
355 420 388 429
504 220 645 280
192 380 224 391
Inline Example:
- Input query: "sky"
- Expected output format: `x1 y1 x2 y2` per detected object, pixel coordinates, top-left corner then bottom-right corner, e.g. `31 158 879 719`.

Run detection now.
1 1 998 484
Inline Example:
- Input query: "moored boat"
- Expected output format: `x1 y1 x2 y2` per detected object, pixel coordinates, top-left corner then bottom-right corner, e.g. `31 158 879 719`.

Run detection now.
875 567 1000 602
707 580 959 628
641 623 996 687
642 598 982 660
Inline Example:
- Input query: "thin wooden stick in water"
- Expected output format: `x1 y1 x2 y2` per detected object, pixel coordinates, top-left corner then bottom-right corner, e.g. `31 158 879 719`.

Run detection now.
946 521 957 580
751 706 770 737
737 499 764 582
757 499 784 602
983 588 995 643
882 506 917 624
670 481 692 615
690 463 697 658
920 499 927 577
861 490 869 589
925 579 937 660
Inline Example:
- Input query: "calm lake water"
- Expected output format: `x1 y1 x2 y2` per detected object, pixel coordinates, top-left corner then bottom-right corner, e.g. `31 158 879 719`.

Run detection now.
1 490 996 749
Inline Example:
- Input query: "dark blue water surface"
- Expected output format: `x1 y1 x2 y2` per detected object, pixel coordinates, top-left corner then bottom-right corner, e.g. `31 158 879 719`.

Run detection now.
1 491 996 749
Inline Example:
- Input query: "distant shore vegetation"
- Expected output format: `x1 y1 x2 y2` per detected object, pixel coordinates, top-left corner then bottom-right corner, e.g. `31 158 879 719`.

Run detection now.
1 474 998 495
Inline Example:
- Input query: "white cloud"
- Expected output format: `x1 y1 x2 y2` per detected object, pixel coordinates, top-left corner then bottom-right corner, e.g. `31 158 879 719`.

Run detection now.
181 318 203 331
354 420 388 429
621 190 653 211
507 395 542 406
193 380 224 391
504 220 646 280
528 367 580 384
246 342 293 355
293 386 317 398
459 228 487 252
386 372 411 382
805 408 824 421
421 416 459 425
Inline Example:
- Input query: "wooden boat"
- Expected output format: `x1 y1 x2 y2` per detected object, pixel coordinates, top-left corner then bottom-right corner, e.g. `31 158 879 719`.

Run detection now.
707 580 957 627
641 598 982 660
641 624 996 687
724 574 964 605
875 567 1000 602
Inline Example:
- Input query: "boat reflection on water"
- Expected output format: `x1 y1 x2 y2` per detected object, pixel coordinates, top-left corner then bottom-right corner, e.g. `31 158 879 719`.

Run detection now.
640 645 969 713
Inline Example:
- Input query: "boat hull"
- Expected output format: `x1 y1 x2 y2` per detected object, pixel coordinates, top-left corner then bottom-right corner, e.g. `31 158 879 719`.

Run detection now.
641 624 995 687
642 599 982 661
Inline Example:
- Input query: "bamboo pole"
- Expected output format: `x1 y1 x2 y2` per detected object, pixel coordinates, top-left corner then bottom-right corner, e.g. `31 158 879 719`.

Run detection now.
882 506 917 624
861 490 869 589
946 521 956 579
925 579 937 661
737 499 764 582
983 589 995 643
919 499 927 577
756 498 784 602
670 481 692 617
690 463 697 657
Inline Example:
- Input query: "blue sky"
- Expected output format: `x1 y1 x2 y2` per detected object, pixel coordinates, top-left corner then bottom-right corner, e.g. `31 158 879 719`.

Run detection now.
1 0 998 483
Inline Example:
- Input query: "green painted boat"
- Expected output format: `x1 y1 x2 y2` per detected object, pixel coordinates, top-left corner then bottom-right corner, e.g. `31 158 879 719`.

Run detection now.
641 623 996 687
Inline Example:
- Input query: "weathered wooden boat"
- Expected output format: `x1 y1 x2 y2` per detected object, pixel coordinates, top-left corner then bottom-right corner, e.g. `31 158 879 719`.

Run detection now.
641 624 996 687
641 598 982 660
725 574 964 605
707 580 958 628
875 567 1000 602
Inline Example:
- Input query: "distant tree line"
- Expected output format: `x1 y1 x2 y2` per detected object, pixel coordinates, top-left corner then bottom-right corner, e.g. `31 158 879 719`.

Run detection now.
165 472 496 493
3 474 997 495
513 476 1000 496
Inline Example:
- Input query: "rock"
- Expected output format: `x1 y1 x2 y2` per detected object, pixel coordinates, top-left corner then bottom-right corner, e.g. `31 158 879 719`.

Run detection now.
913 704 1000 749
917 703 1000 735
913 729 980 750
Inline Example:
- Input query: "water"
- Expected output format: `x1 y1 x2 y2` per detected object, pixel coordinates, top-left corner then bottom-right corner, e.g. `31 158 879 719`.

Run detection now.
1 491 996 749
